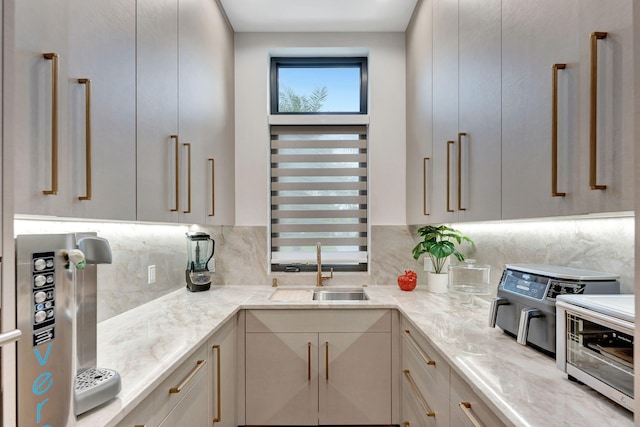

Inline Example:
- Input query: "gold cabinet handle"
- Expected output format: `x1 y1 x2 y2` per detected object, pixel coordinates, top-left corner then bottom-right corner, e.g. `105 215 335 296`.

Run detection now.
403 330 435 366
133 425 147 427
77 78 92 200
403 370 435 417
403 423 410 427
183 143 191 213
307 341 312 381
459 402 483 427
589 31 607 190
446 141 455 212
211 345 221 423
42 53 59 195
551 64 567 197
325 341 329 381
457 132 467 210
170 135 179 211
423 157 430 216
208 158 215 216
169 359 206 394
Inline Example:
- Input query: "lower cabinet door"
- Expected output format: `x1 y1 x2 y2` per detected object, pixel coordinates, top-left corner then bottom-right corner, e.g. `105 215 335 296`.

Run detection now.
318 332 392 425
245 332 318 426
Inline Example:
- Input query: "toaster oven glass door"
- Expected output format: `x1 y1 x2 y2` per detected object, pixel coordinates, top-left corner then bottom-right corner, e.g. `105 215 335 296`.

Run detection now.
566 313 633 398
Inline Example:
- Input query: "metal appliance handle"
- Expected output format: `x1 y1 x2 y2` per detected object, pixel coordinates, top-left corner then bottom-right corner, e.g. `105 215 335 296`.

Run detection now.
517 308 543 345
488 297 509 328
0 329 22 347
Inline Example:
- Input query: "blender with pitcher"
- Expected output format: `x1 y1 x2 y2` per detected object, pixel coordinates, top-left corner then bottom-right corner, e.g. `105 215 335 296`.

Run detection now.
185 232 215 292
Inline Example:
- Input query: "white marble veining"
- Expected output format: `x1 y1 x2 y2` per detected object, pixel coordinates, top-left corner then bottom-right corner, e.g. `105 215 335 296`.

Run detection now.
75 285 633 427
15 216 635 322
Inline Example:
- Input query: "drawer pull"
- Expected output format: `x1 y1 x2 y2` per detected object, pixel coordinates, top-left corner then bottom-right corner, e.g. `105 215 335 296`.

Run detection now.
212 345 221 423
459 401 483 427
403 330 435 366
403 370 435 417
325 341 329 380
307 341 312 381
551 64 567 197
403 422 410 427
169 359 206 394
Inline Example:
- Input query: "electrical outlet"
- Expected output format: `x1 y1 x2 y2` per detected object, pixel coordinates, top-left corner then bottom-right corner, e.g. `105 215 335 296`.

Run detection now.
423 257 432 272
148 265 156 284
209 257 215 273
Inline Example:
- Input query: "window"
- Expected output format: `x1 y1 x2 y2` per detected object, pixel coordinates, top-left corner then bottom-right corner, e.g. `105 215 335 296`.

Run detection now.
270 125 368 272
270 57 368 114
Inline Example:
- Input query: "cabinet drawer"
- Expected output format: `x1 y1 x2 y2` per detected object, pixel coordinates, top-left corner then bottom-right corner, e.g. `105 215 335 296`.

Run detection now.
402 386 438 427
116 393 156 427
155 345 209 420
450 370 505 427
246 309 391 333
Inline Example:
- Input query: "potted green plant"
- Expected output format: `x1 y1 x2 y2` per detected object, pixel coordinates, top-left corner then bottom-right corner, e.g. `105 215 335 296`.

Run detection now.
412 225 473 293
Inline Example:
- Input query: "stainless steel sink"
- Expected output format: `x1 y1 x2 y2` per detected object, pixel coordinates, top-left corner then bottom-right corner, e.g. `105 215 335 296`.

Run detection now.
312 288 369 301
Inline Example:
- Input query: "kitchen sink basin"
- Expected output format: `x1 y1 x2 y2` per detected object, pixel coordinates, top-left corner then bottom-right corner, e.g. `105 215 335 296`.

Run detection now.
312 288 369 301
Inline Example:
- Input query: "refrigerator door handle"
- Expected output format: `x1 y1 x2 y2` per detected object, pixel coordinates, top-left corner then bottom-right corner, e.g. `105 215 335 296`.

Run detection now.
0 329 22 347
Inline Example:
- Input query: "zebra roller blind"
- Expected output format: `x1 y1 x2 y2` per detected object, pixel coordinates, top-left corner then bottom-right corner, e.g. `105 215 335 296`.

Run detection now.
270 125 368 271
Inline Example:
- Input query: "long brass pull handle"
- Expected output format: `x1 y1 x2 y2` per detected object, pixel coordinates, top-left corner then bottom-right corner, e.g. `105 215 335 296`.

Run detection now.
325 341 329 381
212 345 221 423
133 425 147 427
403 330 436 366
183 143 191 213
170 135 179 211
551 64 567 197
78 78 92 200
208 158 215 216
457 132 467 210
403 370 435 417
403 423 410 427
446 141 454 212
459 402 483 427
169 359 206 393
589 31 607 190
307 341 312 381
422 157 430 216
43 53 59 195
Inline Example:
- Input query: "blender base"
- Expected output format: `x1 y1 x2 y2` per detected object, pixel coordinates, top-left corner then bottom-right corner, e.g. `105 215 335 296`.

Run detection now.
186 282 211 292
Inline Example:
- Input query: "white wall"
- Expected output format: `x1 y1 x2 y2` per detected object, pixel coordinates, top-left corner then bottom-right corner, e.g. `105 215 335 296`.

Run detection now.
234 32 406 225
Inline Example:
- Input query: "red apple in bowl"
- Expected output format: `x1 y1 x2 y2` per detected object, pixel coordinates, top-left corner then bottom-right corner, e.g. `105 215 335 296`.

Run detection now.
397 270 417 291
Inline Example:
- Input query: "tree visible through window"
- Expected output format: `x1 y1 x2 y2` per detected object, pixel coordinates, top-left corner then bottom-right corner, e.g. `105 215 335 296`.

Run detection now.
269 57 369 272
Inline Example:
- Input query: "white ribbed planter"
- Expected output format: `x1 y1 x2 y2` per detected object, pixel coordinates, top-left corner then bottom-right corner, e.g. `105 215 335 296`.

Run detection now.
426 272 449 294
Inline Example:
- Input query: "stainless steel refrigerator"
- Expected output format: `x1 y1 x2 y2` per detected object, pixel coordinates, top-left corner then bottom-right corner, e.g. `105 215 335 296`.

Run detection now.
15 233 120 426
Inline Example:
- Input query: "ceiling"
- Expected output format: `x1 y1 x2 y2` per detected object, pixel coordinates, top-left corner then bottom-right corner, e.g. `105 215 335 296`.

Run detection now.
218 0 419 32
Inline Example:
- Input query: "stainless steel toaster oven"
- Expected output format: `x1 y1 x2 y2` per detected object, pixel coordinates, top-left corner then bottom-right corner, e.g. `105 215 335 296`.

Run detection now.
556 294 634 412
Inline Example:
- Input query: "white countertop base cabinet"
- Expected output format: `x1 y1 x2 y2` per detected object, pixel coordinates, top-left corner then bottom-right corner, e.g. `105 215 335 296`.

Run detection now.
244 309 393 426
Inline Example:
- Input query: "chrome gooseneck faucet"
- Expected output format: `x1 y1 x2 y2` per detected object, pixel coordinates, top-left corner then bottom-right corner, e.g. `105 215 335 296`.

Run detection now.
316 242 333 287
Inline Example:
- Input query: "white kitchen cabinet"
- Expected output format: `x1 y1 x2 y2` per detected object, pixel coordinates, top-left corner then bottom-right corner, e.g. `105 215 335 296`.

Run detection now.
137 0 234 225
430 0 501 223
405 0 433 224
576 0 634 214
502 0 633 219
401 322 449 426
116 343 209 427
449 370 505 427
244 309 392 426
208 315 237 427
12 0 136 220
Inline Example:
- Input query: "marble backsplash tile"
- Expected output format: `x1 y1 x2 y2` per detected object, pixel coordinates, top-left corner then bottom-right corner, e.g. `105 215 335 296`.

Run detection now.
15 214 635 322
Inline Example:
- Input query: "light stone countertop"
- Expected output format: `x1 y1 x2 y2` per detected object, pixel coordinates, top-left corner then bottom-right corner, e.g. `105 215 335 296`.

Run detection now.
77 284 634 427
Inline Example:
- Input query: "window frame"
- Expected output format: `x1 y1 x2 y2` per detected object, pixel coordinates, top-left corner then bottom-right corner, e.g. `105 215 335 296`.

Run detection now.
270 57 369 115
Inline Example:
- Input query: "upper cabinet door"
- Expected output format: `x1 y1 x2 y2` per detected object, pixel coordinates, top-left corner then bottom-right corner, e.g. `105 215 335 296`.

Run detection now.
13 0 136 220
136 0 181 223
67 0 136 220
577 0 634 214
431 0 501 224
456 0 501 222
501 0 581 219
13 0 70 216
405 0 434 225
